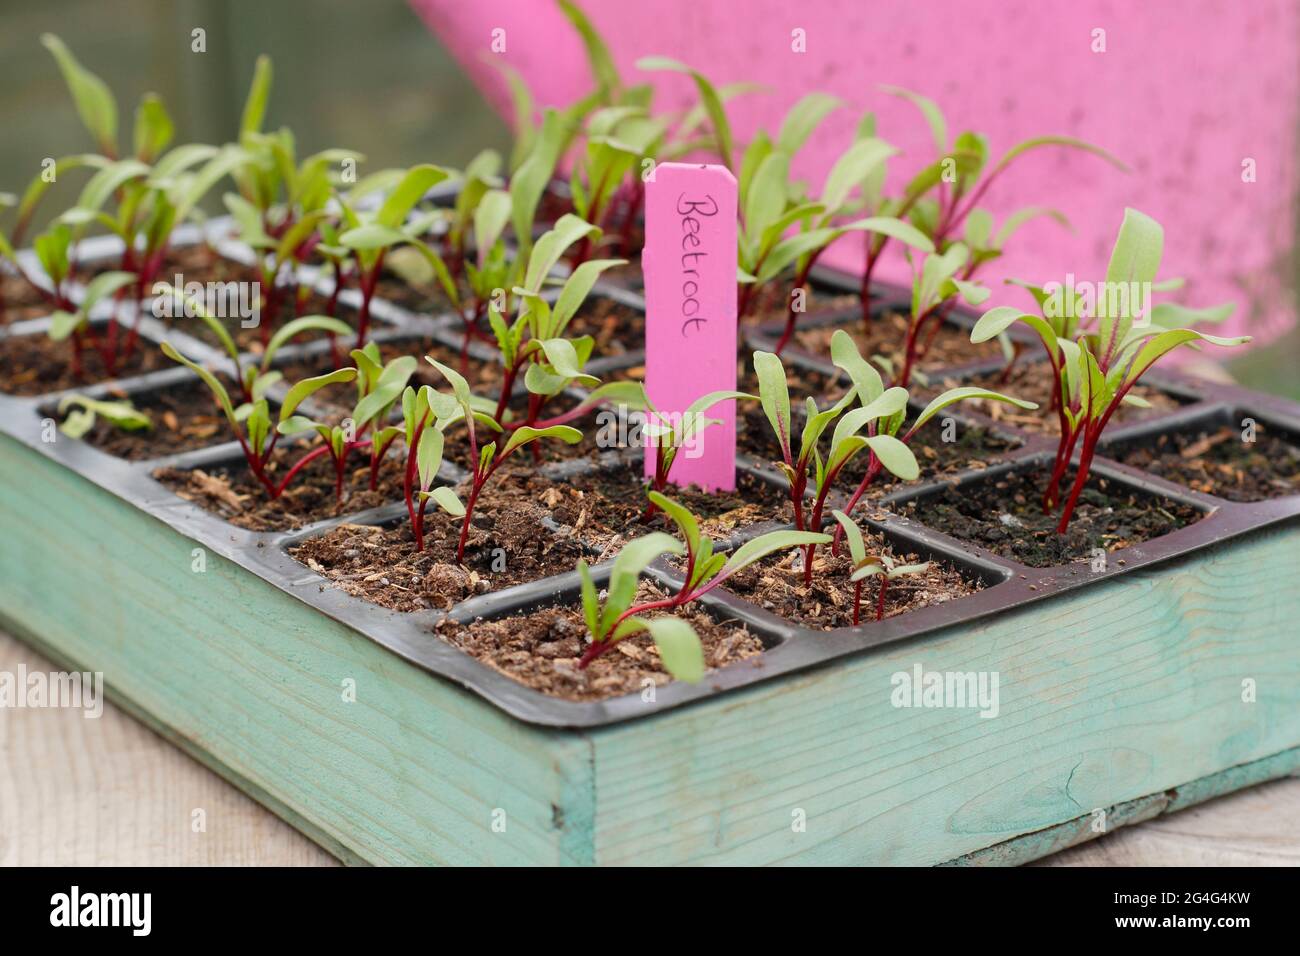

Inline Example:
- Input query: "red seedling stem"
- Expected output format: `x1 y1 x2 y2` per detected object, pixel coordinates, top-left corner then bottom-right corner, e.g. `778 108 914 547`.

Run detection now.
773 250 827 355
354 250 386 349
618 181 644 257
403 413 431 550
639 444 672 523
895 305 941 389
1053 369 1144 531
875 574 889 621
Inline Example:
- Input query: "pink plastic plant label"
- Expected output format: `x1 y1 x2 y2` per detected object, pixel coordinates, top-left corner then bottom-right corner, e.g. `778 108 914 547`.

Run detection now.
642 162 738 491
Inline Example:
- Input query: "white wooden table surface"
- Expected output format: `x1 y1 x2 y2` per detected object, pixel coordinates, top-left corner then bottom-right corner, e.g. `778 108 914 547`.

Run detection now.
1 630 1296 867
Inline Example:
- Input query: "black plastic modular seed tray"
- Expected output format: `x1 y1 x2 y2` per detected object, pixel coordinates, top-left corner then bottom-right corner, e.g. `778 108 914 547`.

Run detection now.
2 225 1299 729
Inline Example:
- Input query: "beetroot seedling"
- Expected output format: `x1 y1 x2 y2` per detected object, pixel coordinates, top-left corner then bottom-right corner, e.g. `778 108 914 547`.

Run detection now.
828 329 1037 544
753 347 919 584
421 357 584 562
575 533 703 683
858 85 1123 325
276 347 418 499
333 164 453 347
161 340 356 499
830 510 929 624
731 95 933 340
577 492 828 672
637 386 756 521
970 208 1247 531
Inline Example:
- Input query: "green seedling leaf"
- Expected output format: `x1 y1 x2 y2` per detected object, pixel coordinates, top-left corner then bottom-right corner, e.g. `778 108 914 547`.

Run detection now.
637 56 733 168
418 485 465 517
537 337 599 386
881 84 948 153
777 92 841 155
161 341 236 422
718 530 831 582
81 269 137 313
415 424 444 490
58 394 151 438
240 55 272 136
280 367 357 421
376 164 448 230
646 491 703 562
501 424 582 458
862 434 919 481
623 616 704 683
829 386 909 452
577 560 600 640
524 213 600 292
830 329 885 404
353 356 418 428
558 0 621 97
601 531 684 637
1149 301 1235 329
909 385 1038 433
1123 329 1251 387
849 562 886 583
550 258 626 334
262 315 352 369
821 137 896 215
753 350 792 460
133 94 174 161
43 34 117 154
990 135 1127 178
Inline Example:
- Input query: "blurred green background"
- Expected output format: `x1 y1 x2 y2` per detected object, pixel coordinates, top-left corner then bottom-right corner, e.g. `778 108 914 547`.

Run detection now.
2 0 1296 398
0 0 508 188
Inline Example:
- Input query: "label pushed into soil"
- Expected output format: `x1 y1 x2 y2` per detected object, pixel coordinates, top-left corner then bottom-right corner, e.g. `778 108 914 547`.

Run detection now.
643 162 738 491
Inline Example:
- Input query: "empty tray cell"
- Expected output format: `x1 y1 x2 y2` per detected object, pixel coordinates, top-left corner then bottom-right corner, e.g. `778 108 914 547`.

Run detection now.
890 458 1208 568
1104 408 1300 502
0 321 170 396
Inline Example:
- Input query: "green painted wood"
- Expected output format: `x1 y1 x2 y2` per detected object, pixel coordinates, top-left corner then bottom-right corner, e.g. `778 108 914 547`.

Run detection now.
586 525 1300 865
0 433 594 866
941 746 1300 866
2 429 1298 865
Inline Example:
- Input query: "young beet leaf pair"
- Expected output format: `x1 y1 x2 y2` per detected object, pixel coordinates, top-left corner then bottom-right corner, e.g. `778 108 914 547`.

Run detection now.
403 357 585 563
57 394 152 440
726 90 934 351
484 214 644 434
831 511 929 625
162 320 417 500
858 85 1125 323
970 208 1248 531
576 492 829 680
637 386 755 521
161 339 354 499
17 37 247 374
755 331 1038 577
